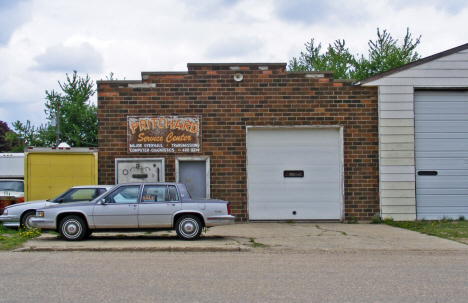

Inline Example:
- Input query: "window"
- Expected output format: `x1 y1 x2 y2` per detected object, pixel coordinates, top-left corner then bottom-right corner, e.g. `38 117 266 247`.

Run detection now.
68 189 96 202
141 185 168 202
105 186 140 204
141 185 179 202
0 181 24 192
168 186 179 201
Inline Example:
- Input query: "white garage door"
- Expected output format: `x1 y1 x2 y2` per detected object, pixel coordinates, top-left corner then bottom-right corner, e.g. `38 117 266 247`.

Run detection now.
415 90 468 220
247 127 343 220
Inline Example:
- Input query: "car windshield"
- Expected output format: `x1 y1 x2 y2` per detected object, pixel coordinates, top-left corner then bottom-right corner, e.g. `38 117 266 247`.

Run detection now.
50 188 107 203
0 181 24 192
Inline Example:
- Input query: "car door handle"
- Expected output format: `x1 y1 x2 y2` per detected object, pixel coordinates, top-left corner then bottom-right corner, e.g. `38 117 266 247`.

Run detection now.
167 203 176 206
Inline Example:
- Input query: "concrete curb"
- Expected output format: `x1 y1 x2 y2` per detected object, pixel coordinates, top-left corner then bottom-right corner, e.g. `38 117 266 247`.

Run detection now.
12 246 251 253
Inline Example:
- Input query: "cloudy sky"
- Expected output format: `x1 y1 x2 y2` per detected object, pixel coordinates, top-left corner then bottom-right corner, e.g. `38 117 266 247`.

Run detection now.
1 0 467 129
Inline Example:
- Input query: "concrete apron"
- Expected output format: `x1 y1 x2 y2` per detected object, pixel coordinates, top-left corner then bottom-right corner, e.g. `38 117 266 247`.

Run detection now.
15 223 468 252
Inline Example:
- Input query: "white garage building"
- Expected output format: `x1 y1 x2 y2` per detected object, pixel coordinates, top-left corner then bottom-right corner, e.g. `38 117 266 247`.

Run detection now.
361 43 468 220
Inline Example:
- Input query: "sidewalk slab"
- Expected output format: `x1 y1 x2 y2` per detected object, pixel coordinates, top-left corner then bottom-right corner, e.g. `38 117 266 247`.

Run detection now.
16 222 468 252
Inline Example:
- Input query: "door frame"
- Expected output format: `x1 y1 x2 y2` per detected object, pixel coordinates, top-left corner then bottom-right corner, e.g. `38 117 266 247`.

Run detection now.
175 157 210 198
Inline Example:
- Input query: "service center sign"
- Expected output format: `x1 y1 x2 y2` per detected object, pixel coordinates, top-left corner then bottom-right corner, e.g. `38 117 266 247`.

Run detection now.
127 116 201 153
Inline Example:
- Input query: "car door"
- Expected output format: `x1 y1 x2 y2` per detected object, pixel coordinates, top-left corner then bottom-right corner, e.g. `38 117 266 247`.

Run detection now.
138 185 182 228
92 185 140 228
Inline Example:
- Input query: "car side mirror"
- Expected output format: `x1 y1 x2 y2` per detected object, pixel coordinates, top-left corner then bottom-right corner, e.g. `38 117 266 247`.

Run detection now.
97 199 106 205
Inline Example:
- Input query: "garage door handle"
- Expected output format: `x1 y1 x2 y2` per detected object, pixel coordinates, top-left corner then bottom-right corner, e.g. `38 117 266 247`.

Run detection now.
418 171 438 176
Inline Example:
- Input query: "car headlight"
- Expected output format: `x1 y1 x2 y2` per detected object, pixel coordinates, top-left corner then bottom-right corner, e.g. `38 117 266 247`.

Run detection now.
36 211 44 218
2 209 7 215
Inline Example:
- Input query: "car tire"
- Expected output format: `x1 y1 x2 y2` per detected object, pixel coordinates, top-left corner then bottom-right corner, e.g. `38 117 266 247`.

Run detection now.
175 215 202 240
59 215 87 241
21 211 36 229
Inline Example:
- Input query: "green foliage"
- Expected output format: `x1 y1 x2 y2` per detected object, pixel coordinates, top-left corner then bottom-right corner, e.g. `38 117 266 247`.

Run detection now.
289 28 421 81
383 218 468 244
248 237 265 248
44 71 97 147
8 71 97 148
6 121 55 151
0 224 42 250
289 39 356 79
0 121 14 152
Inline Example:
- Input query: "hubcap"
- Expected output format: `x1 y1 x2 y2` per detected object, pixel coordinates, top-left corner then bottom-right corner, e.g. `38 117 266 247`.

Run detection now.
26 216 34 229
179 218 199 238
183 222 195 233
62 219 82 239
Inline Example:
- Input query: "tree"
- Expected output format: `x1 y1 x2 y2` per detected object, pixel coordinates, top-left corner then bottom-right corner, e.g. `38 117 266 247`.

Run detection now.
0 121 14 152
44 71 97 147
10 71 98 148
288 28 421 81
5 121 53 152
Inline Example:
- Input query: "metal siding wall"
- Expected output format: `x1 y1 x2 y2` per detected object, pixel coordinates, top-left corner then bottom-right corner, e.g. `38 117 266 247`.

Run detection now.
415 91 468 219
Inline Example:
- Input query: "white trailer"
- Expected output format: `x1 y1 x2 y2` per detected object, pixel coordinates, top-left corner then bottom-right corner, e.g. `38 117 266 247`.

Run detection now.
0 153 24 179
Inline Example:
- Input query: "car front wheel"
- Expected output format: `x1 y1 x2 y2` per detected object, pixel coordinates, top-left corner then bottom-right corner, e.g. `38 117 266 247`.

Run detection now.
175 215 202 240
59 215 87 241
21 211 36 229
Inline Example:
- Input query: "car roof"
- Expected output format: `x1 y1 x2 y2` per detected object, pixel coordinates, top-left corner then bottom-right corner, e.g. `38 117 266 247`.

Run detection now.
115 182 180 186
69 185 114 189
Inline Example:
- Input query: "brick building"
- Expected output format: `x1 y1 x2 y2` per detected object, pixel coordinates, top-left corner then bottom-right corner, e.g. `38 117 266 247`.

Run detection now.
97 63 379 221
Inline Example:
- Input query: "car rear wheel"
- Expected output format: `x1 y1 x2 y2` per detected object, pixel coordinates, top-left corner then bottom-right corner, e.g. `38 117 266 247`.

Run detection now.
175 215 202 240
21 211 36 229
59 215 87 241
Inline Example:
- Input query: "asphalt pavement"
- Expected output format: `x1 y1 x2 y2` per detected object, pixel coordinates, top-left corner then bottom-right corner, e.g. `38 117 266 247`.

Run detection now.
16 222 468 252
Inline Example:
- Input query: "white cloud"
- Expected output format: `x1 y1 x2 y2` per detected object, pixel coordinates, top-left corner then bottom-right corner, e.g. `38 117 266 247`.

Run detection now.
0 0 32 46
0 0 467 130
32 42 104 73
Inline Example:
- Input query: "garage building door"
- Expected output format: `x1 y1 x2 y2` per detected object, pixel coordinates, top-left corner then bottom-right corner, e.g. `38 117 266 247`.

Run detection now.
415 90 468 220
246 127 343 220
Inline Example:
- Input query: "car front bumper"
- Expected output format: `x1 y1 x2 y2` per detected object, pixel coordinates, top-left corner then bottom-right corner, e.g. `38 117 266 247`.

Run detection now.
0 215 20 228
30 218 56 230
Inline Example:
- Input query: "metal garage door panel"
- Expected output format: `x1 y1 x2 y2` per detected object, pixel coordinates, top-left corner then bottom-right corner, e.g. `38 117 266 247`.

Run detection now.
248 165 340 183
249 182 341 203
249 128 338 146
247 128 342 220
417 159 468 171
249 202 341 220
248 146 340 165
415 91 468 219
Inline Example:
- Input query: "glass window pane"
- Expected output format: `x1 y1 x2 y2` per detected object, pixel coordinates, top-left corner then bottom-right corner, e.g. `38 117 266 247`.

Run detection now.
142 185 168 202
105 186 140 204
168 186 179 201
69 189 96 202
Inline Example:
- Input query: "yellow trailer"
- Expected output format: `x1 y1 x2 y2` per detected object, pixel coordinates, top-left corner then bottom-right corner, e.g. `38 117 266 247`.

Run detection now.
24 147 98 201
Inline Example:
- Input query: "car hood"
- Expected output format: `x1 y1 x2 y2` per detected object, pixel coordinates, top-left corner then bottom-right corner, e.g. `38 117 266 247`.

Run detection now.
5 199 50 210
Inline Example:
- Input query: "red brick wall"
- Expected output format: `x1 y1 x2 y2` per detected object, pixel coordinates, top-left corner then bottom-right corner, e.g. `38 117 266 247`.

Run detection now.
97 63 378 221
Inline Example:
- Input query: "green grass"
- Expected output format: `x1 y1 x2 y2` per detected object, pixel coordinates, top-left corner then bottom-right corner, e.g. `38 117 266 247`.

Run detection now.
248 237 265 248
0 224 42 250
383 218 468 244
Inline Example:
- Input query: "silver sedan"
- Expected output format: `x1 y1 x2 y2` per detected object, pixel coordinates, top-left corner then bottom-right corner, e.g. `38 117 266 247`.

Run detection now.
0 185 112 229
31 182 235 241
